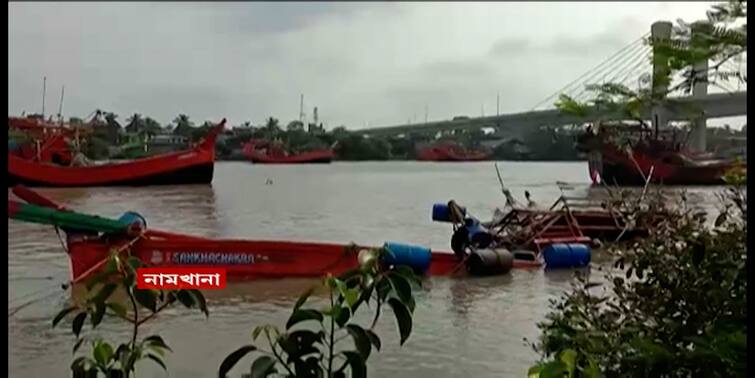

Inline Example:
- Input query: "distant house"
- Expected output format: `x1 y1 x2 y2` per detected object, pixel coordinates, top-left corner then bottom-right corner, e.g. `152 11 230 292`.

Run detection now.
148 133 189 154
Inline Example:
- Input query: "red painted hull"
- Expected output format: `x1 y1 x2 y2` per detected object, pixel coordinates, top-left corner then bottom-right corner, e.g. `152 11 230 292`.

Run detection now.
66 231 541 283
8 120 225 187
242 143 334 164
591 144 741 186
416 144 491 161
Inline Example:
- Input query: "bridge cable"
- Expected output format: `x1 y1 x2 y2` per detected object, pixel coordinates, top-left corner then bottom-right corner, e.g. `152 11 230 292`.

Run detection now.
531 35 647 109
529 33 649 110
569 42 651 102
556 38 649 103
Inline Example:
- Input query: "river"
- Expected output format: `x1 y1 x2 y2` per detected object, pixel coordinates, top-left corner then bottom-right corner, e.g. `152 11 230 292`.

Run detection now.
8 161 724 377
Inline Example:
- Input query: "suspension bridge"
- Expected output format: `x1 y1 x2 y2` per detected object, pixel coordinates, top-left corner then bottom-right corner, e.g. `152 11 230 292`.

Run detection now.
359 21 747 152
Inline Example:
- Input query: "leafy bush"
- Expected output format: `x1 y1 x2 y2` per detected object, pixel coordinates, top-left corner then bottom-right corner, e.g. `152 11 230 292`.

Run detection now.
529 179 746 377
219 247 419 378
53 252 208 377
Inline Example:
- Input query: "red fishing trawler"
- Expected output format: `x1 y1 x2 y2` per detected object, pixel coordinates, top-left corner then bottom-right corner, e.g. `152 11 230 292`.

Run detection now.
8 117 226 187
242 139 335 164
416 141 492 162
579 123 745 186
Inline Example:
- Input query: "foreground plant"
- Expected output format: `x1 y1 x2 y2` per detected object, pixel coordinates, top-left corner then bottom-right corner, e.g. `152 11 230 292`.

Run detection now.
219 247 420 378
53 252 208 377
528 174 746 377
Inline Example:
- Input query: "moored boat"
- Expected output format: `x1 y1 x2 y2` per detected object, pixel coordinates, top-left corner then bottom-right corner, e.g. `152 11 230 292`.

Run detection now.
242 139 334 164
7 186 541 284
416 141 492 161
578 123 745 186
8 118 226 187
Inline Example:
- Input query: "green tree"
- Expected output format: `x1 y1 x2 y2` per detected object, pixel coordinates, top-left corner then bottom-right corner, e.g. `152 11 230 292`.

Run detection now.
172 114 195 137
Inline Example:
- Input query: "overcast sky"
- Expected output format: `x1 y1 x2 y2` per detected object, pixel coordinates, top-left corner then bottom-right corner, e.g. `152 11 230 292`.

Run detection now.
9 1 744 129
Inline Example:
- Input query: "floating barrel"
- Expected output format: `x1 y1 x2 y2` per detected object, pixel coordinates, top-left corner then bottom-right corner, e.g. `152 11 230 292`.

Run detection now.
432 203 466 222
542 243 591 268
383 242 432 274
118 211 147 234
466 248 514 276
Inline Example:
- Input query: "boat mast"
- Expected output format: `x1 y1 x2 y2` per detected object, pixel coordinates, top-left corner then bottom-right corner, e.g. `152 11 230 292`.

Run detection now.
41 76 47 119
57 85 65 124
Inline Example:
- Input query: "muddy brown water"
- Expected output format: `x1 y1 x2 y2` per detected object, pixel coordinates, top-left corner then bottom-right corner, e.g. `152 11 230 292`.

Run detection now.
8 161 724 377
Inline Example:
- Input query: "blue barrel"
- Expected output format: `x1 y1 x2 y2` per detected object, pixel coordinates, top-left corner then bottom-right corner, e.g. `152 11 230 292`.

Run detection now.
118 211 147 229
464 218 493 248
8 140 18 151
432 203 465 222
383 242 432 274
542 243 591 268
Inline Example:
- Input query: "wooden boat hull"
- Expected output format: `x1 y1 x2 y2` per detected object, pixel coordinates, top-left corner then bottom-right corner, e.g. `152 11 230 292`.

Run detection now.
416 145 491 162
67 232 541 283
591 146 737 186
7 120 225 187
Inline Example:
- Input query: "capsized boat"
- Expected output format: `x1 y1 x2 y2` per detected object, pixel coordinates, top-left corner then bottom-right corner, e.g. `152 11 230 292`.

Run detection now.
416 141 492 162
8 118 226 187
242 139 334 164
7 186 540 284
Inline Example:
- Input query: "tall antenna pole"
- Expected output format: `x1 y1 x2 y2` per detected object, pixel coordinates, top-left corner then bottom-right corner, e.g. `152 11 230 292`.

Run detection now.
57 85 65 123
496 92 500 116
41 76 47 118
299 94 304 123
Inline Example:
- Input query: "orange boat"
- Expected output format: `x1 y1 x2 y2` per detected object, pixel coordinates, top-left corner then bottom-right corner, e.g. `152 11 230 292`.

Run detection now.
242 139 334 164
8 186 541 284
8 118 226 187
416 141 492 161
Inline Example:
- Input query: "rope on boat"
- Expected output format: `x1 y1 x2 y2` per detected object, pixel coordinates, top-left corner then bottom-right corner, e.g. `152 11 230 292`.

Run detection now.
9 232 147 317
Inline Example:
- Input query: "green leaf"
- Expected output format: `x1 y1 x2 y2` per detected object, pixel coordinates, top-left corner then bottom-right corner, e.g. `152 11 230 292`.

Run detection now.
143 335 172 352
365 329 381 351
250 355 277 378
106 303 127 318
334 305 352 327
93 341 114 366
71 356 89 371
93 283 118 304
527 364 542 378
252 326 265 341
72 312 87 338
91 302 106 328
133 288 157 313
176 290 196 309
387 273 412 304
126 256 143 271
146 353 167 371
294 286 315 311
559 349 577 374
286 309 323 330
219 345 258 377
188 289 209 317
393 265 422 286
538 360 567 378
387 298 412 345
73 337 85 354
52 306 77 327
342 351 366 378
346 324 372 359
